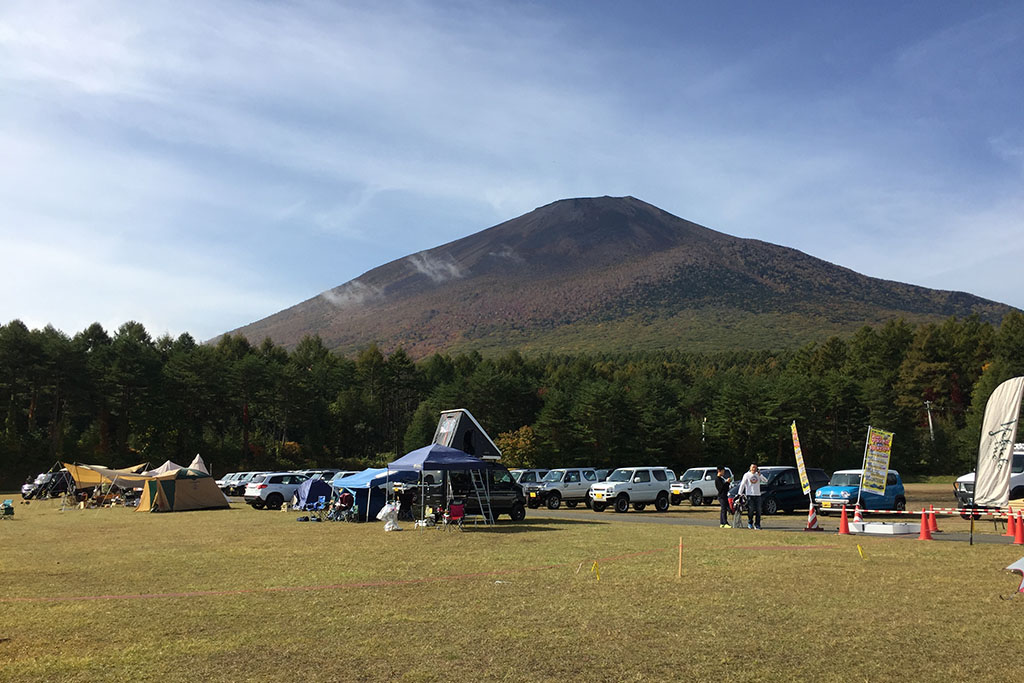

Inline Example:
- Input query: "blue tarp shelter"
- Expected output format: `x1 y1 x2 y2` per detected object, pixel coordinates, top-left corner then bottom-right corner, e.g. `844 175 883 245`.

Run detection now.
330 468 419 522
293 477 333 509
387 444 489 471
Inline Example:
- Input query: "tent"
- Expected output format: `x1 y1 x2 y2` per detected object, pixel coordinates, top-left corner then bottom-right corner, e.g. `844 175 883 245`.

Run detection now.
293 477 334 509
141 460 185 477
136 468 230 512
388 443 491 471
388 445 494 523
431 409 502 460
188 454 210 475
332 468 420 522
64 462 152 489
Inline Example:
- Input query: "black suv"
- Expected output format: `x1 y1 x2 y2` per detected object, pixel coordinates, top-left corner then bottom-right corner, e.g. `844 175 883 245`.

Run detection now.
449 464 528 522
727 466 829 515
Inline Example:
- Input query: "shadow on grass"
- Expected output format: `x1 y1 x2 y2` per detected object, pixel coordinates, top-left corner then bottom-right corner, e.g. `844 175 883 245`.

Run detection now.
464 517 611 534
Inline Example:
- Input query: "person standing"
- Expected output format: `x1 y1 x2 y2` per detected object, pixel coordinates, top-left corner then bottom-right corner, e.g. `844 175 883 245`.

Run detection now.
716 466 732 528
737 464 768 530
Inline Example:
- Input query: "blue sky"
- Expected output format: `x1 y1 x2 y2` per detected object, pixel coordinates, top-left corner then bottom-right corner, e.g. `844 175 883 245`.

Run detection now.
2 0 1022 341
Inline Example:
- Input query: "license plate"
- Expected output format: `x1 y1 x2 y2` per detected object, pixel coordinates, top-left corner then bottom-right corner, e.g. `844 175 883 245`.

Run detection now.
822 501 831 508
529 492 536 498
594 493 603 500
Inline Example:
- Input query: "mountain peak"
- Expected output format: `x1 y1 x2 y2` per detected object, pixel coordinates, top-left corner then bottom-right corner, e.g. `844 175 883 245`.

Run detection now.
224 197 1015 357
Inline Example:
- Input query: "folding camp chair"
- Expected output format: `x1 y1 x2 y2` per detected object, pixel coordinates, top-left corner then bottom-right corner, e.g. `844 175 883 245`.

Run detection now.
1 499 14 520
309 495 329 521
442 500 466 531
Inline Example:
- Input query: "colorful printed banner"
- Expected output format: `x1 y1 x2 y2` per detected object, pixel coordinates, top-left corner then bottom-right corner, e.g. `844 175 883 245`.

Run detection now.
791 421 810 495
861 426 894 496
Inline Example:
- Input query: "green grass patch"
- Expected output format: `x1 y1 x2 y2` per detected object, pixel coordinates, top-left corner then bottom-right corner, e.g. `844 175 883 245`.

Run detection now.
1 495 1021 682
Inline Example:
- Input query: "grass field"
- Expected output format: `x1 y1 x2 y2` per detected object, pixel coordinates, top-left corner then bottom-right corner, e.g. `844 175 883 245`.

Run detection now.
1 487 1022 683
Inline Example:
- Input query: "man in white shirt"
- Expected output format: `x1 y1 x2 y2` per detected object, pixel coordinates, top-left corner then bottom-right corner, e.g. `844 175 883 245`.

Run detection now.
737 464 768 530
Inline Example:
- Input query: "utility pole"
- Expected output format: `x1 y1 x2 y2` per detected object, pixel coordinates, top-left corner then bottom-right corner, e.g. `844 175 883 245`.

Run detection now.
924 400 935 441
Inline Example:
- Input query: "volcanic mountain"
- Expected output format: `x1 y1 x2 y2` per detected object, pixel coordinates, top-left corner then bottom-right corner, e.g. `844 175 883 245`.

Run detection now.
226 196 1015 357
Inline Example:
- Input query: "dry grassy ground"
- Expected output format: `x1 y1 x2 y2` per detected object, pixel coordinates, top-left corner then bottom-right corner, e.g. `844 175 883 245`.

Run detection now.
1 486 1021 683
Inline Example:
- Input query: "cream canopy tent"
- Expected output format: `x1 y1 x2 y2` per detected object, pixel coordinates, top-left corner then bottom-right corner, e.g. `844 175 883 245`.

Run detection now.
62 462 230 512
187 454 209 475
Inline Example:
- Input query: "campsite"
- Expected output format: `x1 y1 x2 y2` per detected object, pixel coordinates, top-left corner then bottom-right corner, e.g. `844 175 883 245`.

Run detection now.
2 483 1022 682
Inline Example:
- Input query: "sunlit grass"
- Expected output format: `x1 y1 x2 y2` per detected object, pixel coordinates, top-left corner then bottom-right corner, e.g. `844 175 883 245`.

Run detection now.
1 491 1021 682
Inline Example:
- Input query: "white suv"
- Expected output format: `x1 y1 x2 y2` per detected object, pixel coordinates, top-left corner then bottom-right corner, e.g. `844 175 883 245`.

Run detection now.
244 472 309 510
589 467 675 513
674 466 733 506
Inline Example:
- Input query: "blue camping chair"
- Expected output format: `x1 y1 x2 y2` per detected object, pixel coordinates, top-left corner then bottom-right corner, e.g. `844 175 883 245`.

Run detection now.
1 499 14 520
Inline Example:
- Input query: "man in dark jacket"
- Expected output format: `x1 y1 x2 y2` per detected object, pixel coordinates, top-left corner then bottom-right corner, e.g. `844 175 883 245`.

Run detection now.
716 466 732 528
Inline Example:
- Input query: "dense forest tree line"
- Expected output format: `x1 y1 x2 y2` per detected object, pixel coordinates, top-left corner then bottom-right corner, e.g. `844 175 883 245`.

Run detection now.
2 313 1023 487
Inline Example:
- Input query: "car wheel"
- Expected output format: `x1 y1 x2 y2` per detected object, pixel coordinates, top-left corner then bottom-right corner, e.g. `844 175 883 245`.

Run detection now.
565 501 578 509
509 503 526 522
894 497 906 511
690 492 704 506
614 495 630 513
527 501 539 509
763 497 778 515
670 495 681 506
1011 487 1024 500
266 493 284 510
547 492 561 510
655 493 670 512
250 500 265 510
592 502 607 512
633 503 646 511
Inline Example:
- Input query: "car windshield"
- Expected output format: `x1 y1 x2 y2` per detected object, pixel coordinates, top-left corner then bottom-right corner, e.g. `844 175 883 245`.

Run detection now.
607 469 633 482
1014 451 1024 474
681 469 701 481
542 471 564 483
829 473 862 487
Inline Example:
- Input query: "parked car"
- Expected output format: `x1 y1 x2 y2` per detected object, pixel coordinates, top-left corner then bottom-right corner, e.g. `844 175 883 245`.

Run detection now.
674 466 734 506
953 443 1024 507
588 466 675 513
510 468 549 485
814 469 905 515
727 466 829 515
524 468 598 509
302 469 343 481
227 471 267 496
450 464 528 521
215 472 243 493
244 472 309 509
21 469 74 500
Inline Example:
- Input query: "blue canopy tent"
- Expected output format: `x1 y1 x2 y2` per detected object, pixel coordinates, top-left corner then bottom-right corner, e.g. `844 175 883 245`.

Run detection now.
388 445 493 523
293 477 333 509
330 468 419 522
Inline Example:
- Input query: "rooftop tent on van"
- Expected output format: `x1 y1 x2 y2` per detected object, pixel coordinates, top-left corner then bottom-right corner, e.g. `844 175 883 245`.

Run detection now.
432 409 502 461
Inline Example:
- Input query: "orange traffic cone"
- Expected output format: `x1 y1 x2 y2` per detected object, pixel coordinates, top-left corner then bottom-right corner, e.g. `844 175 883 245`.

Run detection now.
804 503 822 531
1004 510 1017 537
917 510 933 540
853 504 864 523
838 505 851 535
928 505 940 533
1014 511 1024 546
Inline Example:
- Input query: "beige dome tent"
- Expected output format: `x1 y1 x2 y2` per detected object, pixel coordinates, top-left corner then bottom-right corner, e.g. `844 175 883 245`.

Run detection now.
137 468 230 512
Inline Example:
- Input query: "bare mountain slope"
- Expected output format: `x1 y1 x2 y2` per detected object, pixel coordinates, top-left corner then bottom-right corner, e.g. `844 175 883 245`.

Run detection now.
225 196 1015 357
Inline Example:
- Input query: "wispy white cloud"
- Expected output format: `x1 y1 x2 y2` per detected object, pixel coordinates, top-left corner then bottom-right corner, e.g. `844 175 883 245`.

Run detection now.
407 252 464 284
320 280 383 309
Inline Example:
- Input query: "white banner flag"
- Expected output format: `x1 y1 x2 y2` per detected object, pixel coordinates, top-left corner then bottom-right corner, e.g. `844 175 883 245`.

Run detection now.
975 376 1024 508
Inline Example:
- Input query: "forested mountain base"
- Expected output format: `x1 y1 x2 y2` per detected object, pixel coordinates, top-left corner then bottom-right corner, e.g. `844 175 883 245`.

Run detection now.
3 313 1023 488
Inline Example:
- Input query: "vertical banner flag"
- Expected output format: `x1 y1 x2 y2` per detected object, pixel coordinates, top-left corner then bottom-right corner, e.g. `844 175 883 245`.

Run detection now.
861 427 894 496
791 421 810 495
974 376 1024 508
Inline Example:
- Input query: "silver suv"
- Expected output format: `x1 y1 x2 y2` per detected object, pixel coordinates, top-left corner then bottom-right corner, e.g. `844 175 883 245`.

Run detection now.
244 472 309 510
525 468 598 509
589 467 676 513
